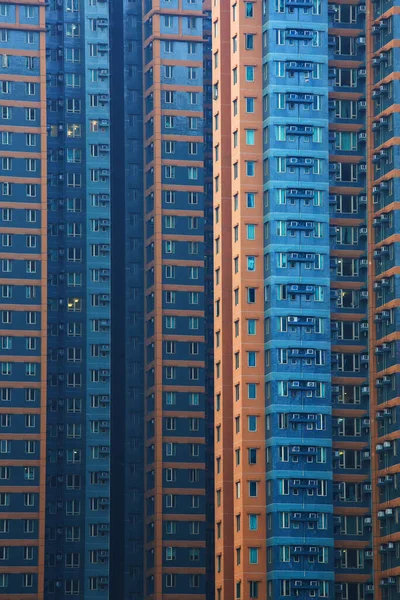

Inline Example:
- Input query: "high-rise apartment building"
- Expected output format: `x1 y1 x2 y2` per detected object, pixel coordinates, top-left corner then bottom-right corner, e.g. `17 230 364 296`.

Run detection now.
212 0 375 599
44 0 112 596
110 0 145 597
136 0 212 597
109 0 214 599
2 0 400 599
0 1 47 597
0 0 213 596
369 2 400 599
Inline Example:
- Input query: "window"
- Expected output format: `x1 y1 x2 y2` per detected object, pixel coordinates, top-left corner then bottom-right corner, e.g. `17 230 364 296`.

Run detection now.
190 521 200 534
249 514 258 530
247 288 256 303
165 366 176 380
164 115 174 130
165 140 175 154
1 131 11 145
245 34 255 50
165 573 176 588
23 520 34 535
249 481 258 497
165 166 175 179
189 393 199 406
189 548 200 561
165 91 174 104
165 417 176 431
189 418 199 431
245 2 254 16
248 383 257 399
165 265 175 279
236 581 241 599
24 493 35 507
26 82 36 96
2 182 11 196
1 157 11 171
213 20 219 37
249 548 259 564
246 161 255 176
165 546 176 561
246 129 255 145
248 448 257 464
245 66 255 81
248 415 257 431
189 317 199 329
165 65 174 79
25 415 35 428
248 351 257 367
1 361 11 375
188 142 197 156
1 80 10 94
246 255 256 272
190 575 200 588
249 581 259 598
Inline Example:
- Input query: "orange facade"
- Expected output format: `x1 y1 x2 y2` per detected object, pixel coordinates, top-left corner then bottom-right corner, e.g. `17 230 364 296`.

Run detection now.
0 0 47 598
213 0 266 597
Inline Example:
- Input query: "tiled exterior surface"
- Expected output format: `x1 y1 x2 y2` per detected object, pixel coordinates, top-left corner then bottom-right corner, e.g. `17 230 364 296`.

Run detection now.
141 0 213 598
213 1 374 600
3 0 400 599
369 1 400 599
44 0 112 596
0 1 47 597
109 0 145 598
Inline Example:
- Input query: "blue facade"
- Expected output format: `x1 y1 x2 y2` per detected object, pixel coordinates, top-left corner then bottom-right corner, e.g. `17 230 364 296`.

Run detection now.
44 0 111 596
263 2 350 598
109 0 145 598
329 2 371 598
